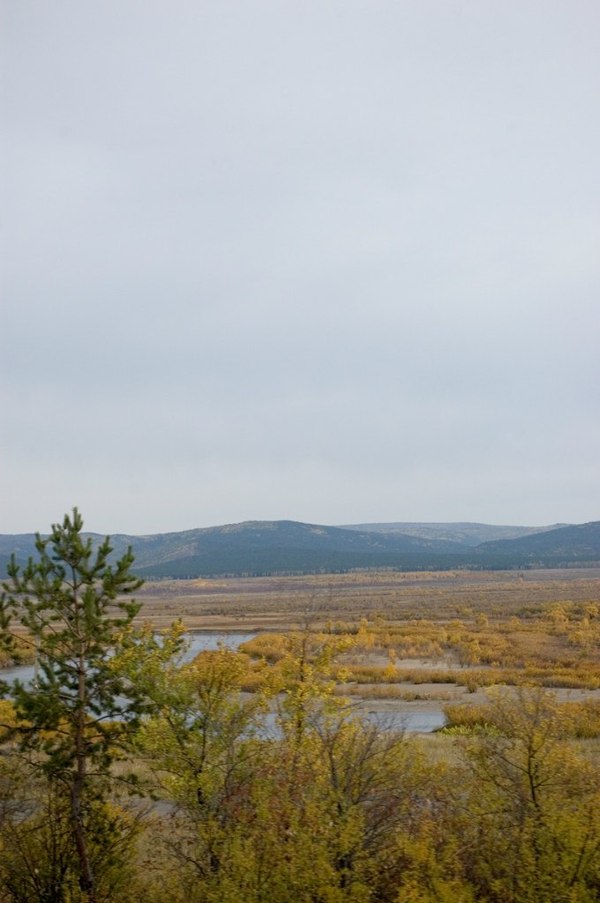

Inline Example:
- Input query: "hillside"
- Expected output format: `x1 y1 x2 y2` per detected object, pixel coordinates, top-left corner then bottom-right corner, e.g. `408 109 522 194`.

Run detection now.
339 522 564 546
127 521 468 577
1 519 598 578
474 521 600 566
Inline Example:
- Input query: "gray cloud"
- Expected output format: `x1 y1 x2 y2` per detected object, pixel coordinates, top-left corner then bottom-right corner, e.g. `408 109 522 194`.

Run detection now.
2 0 599 533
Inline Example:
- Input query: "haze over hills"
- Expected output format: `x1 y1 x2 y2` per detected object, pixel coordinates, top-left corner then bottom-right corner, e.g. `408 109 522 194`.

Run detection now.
0 520 599 578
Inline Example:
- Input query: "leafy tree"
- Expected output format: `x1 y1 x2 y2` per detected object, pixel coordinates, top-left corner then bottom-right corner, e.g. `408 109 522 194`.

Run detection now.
131 643 267 901
0 758 141 903
0 509 148 902
457 687 600 902
272 624 353 758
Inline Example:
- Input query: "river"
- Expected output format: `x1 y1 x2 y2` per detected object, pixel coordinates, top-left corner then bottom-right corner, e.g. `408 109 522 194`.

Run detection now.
0 631 445 733
0 631 256 685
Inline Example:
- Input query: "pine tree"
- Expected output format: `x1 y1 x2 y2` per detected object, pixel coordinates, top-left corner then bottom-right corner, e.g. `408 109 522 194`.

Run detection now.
0 509 147 902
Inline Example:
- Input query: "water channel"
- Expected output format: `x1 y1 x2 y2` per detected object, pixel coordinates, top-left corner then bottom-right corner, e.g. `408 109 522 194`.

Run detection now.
0 631 446 734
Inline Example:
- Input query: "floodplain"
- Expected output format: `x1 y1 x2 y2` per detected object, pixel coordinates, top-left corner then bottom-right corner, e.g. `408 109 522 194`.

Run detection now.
136 567 600 728
3 566 600 900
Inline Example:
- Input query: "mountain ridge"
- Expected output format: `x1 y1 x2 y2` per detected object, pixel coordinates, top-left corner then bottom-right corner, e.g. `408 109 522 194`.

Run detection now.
1 519 598 577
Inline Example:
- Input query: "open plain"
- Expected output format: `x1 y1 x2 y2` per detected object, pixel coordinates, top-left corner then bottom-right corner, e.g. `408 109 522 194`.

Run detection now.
136 567 600 628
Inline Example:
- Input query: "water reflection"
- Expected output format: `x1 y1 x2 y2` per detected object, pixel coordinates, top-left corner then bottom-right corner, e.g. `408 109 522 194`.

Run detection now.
363 710 446 732
183 631 257 662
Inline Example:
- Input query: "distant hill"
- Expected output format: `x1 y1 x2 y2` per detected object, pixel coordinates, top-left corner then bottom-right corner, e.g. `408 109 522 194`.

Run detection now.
0 519 598 578
126 521 468 577
473 521 600 567
339 522 565 546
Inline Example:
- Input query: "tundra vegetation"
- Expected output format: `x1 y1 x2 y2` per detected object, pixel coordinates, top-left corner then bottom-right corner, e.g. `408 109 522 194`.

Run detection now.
0 512 599 902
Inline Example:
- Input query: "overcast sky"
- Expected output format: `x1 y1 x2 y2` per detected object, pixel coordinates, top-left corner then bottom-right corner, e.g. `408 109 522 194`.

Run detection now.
1 1 599 535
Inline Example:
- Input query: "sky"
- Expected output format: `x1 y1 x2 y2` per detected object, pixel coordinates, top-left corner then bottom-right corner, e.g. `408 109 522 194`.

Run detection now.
1 0 599 535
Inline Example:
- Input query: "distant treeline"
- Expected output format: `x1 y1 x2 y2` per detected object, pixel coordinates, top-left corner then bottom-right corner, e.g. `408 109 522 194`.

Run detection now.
134 551 600 579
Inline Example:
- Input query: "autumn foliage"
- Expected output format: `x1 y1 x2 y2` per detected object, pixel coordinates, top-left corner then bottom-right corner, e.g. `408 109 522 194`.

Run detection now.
1 514 600 901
